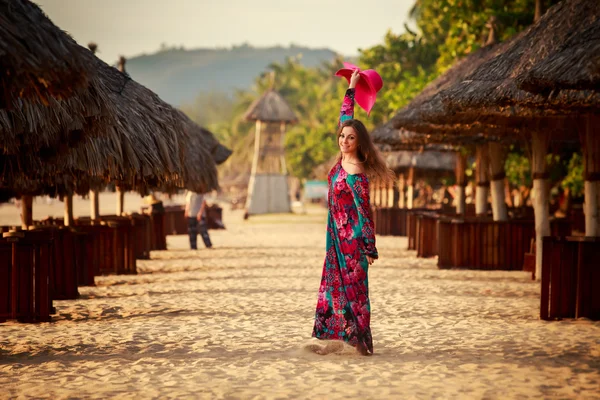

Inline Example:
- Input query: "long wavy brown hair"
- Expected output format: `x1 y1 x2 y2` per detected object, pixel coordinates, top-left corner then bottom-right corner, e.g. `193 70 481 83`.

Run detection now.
336 119 395 185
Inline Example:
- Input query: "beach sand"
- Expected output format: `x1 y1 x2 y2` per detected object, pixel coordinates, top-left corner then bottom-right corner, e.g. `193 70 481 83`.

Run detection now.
0 196 599 399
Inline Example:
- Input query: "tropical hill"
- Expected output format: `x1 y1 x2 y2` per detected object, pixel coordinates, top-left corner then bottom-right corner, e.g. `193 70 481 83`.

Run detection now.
125 43 340 106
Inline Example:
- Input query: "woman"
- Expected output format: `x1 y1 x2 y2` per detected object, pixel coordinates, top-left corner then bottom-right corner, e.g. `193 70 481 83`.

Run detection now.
312 70 392 356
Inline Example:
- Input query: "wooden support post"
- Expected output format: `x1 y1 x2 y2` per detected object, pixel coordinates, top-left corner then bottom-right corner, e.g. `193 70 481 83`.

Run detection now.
387 181 395 208
114 57 127 218
116 187 125 216
398 173 405 208
279 122 287 175
380 181 388 208
532 130 550 281
581 115 600 236
488 142 508 221
407 167 415 209
64 195 74 226
245 120 262 212
475 144 489 216
375 179 382 207
90 190 100 221
455 153 467 215
21 195 33 229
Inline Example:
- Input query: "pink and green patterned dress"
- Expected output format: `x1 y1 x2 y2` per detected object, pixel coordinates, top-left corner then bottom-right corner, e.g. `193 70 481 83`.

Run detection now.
312 88 378 354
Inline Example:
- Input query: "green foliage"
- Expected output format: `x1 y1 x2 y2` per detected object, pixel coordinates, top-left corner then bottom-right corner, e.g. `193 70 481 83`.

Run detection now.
561 152 584 199
505 152 531 188
410 0 562 72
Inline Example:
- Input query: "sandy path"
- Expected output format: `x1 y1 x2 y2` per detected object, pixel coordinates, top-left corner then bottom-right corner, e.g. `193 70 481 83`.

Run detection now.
0 202 599 399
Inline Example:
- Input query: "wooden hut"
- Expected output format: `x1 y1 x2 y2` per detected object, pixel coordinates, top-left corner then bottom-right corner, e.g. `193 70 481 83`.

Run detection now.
244 89 297 215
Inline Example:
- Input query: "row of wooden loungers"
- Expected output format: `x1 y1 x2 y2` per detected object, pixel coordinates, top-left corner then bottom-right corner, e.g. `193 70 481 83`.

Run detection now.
372 207 600 321
0 211 167 323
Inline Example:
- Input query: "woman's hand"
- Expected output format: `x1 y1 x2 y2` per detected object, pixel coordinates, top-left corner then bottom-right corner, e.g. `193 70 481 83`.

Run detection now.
349 69 360 89
366 255 374 265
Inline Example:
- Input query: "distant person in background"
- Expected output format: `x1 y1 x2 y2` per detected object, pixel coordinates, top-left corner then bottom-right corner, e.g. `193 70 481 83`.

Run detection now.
185 191 212 250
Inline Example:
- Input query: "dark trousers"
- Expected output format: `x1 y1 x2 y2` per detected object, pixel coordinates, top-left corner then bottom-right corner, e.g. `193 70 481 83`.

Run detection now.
188 216 212 249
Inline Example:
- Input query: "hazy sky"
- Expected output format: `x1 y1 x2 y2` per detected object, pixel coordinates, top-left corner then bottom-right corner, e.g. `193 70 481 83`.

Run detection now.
37 0 414 64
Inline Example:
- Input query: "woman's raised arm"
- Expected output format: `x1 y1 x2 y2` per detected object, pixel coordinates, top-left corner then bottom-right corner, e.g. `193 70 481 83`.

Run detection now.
338 70 360 128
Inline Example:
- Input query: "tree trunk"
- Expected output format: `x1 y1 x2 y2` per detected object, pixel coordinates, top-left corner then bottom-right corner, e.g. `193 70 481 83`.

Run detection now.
279 122 288 175
531 131 550 281
455 153 467 215
534 0 544 22
21 195 33 229
488 142 508 221
475 144 489 216
64 195 74 226
406 167 415 209
90 190 100 221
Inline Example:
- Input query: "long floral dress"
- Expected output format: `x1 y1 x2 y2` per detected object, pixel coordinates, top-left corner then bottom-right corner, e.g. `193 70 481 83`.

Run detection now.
312 88 378 354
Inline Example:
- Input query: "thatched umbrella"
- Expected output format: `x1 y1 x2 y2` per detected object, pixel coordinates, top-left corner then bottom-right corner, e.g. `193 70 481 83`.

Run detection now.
373 119 459 208
372 119 455 151
517 21 600 95
156 110 231 194
2 50 223 225
105 56 181 215
384 150 457 210
1 7 112 227
244 90 298 123
385 151 456 172
175 109 233 165
81 56 224 204
436 0 599 120
0 0 95 107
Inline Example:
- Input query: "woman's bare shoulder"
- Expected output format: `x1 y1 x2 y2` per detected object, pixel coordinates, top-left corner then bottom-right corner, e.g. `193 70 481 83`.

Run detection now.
343 162 365 176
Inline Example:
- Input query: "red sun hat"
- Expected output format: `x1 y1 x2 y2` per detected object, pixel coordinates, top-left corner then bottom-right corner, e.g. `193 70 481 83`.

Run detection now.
335 62 383 116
